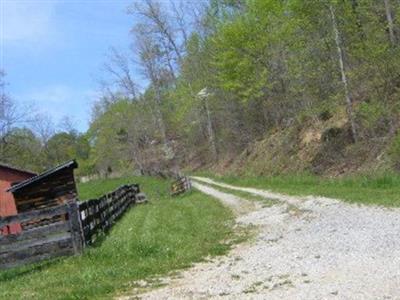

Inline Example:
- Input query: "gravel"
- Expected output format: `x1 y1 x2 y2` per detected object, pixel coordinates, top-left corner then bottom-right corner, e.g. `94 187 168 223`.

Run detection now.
122 177 400 300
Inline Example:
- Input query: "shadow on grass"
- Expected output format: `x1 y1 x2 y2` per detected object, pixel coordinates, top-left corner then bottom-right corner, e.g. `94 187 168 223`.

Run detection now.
0 258 64 282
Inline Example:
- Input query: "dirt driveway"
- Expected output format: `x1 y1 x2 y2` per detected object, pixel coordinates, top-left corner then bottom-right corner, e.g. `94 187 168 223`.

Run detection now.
123 177 400 300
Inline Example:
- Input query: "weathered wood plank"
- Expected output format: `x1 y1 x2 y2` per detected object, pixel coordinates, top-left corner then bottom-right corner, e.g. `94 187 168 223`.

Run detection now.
15 182 76 202
0 222 69 246
67 202 84 254
0 233 72 254
0 235 72 262
0 204 68 227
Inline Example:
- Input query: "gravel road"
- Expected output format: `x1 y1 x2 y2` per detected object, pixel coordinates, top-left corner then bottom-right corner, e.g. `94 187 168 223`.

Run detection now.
124 177 400 300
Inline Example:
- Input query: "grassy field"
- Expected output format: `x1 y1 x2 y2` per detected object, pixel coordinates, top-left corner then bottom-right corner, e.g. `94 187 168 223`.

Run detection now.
197 173 400 207
77 176 143 200
0 176 234 300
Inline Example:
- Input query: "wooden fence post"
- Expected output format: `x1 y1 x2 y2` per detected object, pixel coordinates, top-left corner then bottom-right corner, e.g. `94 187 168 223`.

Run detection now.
67 201 84 254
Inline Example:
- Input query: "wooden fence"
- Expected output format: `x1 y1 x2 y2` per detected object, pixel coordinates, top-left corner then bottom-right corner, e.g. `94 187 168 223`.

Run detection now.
0 202 83 269
0 184 145 269
171 176 192 196
78 184 143 245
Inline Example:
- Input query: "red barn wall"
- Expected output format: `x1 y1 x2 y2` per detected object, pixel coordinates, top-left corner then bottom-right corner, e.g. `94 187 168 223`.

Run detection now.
0 168 35 235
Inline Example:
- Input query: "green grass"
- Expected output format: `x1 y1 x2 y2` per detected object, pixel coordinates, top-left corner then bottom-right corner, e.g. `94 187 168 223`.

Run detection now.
0 176 234 300
197 172 400 207
77 176 140 200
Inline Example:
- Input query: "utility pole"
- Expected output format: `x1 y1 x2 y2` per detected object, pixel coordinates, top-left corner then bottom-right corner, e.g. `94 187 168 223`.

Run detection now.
198 88 218 162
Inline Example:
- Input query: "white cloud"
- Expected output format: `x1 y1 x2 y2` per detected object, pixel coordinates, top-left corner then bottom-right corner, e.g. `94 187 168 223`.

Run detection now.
1 1 57 45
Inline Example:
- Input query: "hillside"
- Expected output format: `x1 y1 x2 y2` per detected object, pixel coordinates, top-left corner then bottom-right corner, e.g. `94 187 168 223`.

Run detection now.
3 1 400 299
2 1 399 181
216 108 395 177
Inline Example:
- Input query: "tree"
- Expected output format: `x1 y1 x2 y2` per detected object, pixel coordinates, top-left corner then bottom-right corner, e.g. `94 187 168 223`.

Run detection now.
88 98 158 175
129 0 185 71
0 70 31 161
103 47 139 100
1 127 43 171
329 3 357 142
134 28 170 150
88 0 400 176
384 0 396 45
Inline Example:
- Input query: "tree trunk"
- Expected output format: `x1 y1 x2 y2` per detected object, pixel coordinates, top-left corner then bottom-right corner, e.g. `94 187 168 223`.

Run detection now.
128 136 145 175
384 0 396 45
203 97 218 162
154 86 168 149
330 4 358 143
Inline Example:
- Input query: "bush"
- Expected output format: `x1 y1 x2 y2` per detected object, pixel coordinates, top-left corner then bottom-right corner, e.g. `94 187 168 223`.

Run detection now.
388 133 400 170
318 110 333 121
356 101 390 138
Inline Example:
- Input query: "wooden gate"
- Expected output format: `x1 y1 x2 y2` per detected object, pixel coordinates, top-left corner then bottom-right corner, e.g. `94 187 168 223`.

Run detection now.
0 202 83 269
171 176 192 196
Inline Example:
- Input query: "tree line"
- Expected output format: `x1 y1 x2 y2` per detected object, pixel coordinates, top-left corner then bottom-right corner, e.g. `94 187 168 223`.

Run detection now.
0 71 90 173
2 0 400 176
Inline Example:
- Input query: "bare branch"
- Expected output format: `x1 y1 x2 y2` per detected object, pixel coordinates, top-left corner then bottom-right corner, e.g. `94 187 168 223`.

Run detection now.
103 47 139 99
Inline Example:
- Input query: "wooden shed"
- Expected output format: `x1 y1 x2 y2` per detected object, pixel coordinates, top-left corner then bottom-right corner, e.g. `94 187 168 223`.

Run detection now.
0 164 37 235
7 160 79 230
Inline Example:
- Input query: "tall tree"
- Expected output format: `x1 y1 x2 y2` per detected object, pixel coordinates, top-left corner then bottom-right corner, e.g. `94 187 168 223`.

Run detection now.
329 3 358 142
0 70 28 160
384 0 396 45
129 0 185 77
103 47 139 99
134 28 170 150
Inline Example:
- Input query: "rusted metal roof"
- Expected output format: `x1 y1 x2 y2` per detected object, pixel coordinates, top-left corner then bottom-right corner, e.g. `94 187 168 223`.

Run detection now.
0 163 37 177
7 160 78 193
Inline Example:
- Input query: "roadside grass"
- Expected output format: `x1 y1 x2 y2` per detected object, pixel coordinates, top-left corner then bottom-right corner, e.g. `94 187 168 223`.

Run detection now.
0 176 234 300
195 172 400 207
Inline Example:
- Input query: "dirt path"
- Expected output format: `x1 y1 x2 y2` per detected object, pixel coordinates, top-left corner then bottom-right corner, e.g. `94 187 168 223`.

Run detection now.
191 180 260 215
123 177 400 300
191 176 339 207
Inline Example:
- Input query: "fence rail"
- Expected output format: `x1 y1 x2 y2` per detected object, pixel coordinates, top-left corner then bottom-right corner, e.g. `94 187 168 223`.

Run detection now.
0 183 145 269
78 184 141 245
0 202 82 269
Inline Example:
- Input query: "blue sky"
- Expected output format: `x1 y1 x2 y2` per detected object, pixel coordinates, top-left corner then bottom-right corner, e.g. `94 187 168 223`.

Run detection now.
1 0 139 132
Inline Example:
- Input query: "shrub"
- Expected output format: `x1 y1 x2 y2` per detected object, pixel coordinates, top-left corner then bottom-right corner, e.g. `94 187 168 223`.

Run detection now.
356 101 390 138
388 133 400 170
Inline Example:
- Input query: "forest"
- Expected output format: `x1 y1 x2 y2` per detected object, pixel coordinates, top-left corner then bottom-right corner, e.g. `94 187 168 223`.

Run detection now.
1 0 400 177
